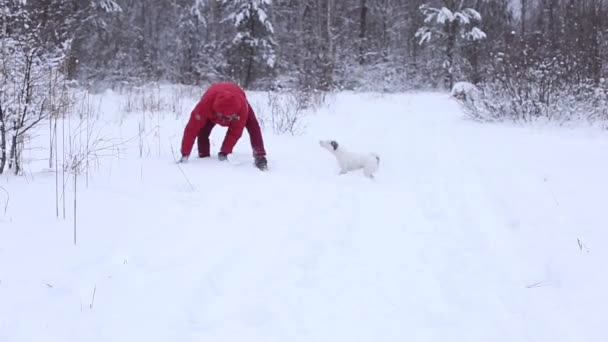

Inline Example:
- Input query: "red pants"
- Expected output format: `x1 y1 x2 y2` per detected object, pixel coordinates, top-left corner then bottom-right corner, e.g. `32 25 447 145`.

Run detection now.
197 109 266 158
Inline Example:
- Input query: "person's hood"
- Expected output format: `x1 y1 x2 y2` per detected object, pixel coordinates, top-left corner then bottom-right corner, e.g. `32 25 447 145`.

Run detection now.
212 91 241 117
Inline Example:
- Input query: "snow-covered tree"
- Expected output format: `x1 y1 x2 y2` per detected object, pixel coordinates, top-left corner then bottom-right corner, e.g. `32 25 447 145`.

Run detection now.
63 0 122 80
0 0 71 174
415 0 487 89
222 0 277 87
176 0 228 83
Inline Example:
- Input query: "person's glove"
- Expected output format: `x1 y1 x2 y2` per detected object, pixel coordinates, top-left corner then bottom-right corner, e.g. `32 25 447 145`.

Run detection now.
254 156 268 170
218 152 228 161
177 155 188 163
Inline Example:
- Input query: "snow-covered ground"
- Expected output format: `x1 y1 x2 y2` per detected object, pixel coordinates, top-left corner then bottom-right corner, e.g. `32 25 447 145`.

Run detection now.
1 86 608 342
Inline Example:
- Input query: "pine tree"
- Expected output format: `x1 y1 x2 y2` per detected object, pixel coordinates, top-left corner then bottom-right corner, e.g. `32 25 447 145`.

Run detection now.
415 0 487 89
222 0 277 88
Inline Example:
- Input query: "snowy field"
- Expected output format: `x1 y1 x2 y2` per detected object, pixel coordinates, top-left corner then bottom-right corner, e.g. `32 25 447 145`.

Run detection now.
1 86 608 342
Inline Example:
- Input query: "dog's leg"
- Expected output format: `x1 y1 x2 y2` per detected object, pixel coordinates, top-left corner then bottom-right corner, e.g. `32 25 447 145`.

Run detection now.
363 160 378 179
338 160 349 175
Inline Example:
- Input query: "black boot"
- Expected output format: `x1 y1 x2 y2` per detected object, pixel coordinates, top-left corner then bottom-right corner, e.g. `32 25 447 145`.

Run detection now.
254 156 268 170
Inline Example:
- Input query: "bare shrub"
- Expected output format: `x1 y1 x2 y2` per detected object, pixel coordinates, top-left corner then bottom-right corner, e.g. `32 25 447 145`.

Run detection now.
261 88 327 135
454 52 608 127
58 91 129 243
119 83 190 116
298 87 328 112
452 78 608 127
119 84 198 158
0 41 67 174
450 81 492 121
169 84 200 119
552 83 608 126
121 85 162 114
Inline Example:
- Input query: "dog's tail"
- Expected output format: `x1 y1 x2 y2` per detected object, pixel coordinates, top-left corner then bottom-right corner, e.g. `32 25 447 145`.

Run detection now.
371 153 380 165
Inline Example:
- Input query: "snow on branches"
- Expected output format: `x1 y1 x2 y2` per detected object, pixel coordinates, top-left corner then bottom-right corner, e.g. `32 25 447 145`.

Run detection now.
415 3 486 44
221 0 277 87
0 1 70 174
223 0 276 68
414 1 487 89
96 0 122 13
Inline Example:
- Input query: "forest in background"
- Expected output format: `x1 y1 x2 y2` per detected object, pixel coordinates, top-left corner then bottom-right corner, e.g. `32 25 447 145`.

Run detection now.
2 0 607 91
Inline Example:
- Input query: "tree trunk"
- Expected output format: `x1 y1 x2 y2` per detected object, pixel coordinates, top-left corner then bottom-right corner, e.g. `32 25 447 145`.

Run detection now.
243 6 256 88
548 0 557 49
590 0 602 85
326 0 333 56
521 0 526 36
321 0 334 90
0 105 6 175
445 21 457 90
8 125 18 175
358 0 368 65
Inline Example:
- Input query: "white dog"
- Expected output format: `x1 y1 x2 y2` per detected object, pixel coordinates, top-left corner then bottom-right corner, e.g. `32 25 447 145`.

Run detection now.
319 139 380 178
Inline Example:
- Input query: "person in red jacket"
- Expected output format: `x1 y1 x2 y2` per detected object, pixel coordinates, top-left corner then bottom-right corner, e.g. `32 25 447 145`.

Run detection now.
178 82 268 170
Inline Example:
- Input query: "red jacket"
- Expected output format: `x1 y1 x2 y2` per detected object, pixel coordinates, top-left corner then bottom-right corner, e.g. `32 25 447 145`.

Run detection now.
180 82 264 157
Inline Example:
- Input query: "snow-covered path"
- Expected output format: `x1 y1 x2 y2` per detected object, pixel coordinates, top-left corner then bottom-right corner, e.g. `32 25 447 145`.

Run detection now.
1 91 608 342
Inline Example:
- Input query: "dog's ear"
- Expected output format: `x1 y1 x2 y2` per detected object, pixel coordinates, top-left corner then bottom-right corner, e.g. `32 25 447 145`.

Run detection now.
330 140 338 150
